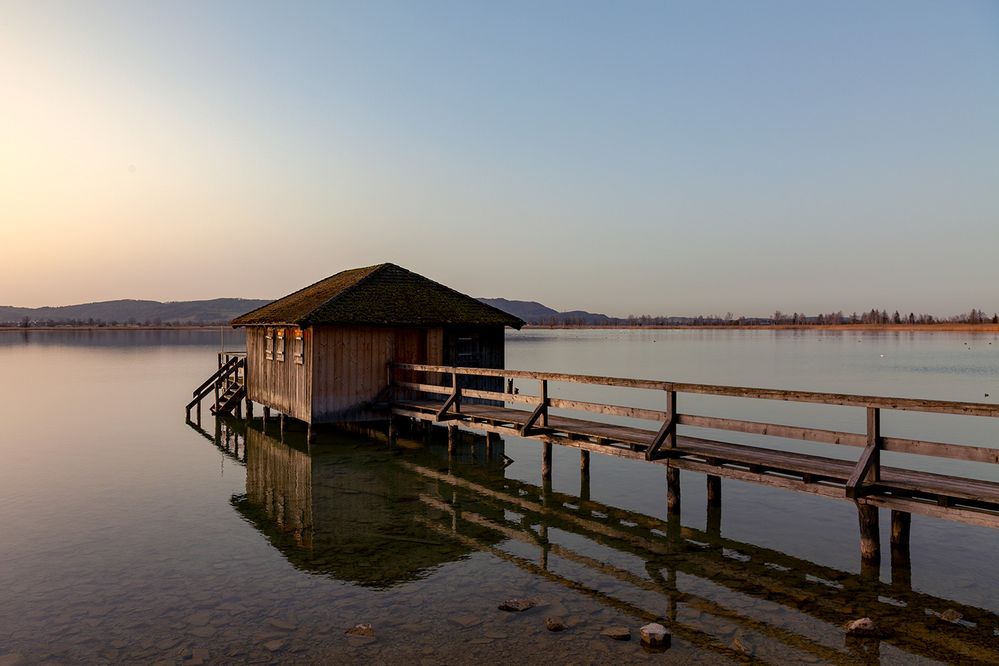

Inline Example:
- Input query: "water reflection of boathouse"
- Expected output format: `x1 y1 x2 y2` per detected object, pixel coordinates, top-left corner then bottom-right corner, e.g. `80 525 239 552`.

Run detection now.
232 424 506 587
211 420 999 663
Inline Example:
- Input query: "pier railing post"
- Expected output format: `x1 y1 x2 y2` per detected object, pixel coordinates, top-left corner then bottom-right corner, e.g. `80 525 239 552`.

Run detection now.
646 388 676 461
846 407 882 498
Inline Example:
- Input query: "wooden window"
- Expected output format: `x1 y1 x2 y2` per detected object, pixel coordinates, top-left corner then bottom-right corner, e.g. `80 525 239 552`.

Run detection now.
293 329 304 365
456 335 480 365
264 328 273 360
276 328 285 362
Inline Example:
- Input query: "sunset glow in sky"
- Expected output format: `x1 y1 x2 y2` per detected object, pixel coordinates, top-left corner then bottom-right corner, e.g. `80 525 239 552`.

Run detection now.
2 1 997 316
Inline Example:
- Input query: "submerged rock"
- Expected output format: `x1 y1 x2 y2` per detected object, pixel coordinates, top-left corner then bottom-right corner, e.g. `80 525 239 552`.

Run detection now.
498 598 536 612
730 635 754 656
263 639 285 652
345 623 375 637
545 617 567 632
640 623 670 648
845 617 879 637
941 609 963 623
601 626 631 641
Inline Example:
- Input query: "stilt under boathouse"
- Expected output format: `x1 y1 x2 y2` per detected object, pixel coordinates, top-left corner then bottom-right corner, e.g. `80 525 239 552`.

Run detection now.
217 262 524 430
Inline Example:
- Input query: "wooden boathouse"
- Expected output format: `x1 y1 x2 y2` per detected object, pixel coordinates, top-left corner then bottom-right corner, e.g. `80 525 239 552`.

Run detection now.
186 265 999 570
186 263 523 426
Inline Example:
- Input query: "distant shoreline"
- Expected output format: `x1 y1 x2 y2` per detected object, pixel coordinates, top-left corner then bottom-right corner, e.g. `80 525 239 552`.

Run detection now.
523 323 999 332
0 325 228 332
3 323 999 333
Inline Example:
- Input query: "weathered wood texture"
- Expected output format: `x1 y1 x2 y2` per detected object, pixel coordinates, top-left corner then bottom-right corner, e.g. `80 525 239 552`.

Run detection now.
311 326 445 422
247 327 312 422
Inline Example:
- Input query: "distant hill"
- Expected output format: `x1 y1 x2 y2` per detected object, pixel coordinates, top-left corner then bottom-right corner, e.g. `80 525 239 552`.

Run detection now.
478 298 616 325
0 298 272 326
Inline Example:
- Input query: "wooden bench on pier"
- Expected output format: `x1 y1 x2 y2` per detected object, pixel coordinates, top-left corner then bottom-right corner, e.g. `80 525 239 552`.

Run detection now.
389 362 999 565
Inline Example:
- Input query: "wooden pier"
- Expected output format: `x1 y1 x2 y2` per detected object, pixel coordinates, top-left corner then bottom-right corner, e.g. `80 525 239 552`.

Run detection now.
389 362 999 566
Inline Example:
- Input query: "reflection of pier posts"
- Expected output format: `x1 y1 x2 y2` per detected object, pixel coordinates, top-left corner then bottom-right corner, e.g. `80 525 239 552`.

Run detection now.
540 521 550 570
857 503 881 578
666 465 681 519
706 474 721 536
890 510 912 588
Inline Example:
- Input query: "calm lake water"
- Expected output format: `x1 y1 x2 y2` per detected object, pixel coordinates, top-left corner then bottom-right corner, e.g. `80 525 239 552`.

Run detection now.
1 328 998 664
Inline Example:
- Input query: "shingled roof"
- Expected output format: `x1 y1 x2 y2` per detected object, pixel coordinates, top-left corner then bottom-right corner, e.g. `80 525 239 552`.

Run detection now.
230 263 524 329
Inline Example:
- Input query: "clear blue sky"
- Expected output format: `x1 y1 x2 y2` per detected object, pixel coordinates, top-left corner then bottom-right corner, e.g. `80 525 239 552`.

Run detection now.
2 1 997 317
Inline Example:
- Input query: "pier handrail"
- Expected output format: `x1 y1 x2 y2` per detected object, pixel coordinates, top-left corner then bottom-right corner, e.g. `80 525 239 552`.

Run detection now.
390 363 999 466
392 362 999 416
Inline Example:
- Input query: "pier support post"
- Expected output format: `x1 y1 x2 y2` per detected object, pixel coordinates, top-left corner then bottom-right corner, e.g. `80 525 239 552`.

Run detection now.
666 465 681 519
857 503 881 576
246 400 253 421
580 450 590 475
448 425 458 458
262 406 270 433
486 431 500 457
890 510 911 587
388 418 397 447
542 439 552 481
706 475 721 507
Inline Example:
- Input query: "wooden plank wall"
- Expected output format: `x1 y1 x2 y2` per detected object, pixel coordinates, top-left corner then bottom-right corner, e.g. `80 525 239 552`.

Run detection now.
246 326 313 421
311 326 446 422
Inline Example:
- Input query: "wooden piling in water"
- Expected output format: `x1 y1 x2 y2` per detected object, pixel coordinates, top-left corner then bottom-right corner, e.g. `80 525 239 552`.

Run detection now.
890 510 911 585
542 439 553 480
580 449 590 475
666 466 681 518
448 425 457 457
857 503 881 573
707 474 721 507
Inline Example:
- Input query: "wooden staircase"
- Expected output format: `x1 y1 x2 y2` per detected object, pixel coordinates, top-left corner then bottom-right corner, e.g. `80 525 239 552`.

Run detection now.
186 353 246 422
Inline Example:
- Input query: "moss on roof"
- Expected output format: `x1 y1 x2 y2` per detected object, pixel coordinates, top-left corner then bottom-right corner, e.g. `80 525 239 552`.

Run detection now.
230 263 524 328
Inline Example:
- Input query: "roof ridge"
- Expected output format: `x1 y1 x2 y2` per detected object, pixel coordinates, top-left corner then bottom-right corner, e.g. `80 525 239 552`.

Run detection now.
297 263 391 326
231 262 524 328
382 264 525 326
231 263 387 326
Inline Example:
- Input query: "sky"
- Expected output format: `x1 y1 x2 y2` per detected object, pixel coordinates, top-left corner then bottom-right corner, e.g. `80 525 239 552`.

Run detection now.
1 1 997 317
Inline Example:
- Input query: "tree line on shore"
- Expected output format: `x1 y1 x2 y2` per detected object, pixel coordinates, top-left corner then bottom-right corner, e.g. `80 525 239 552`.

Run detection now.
618 308 999 327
